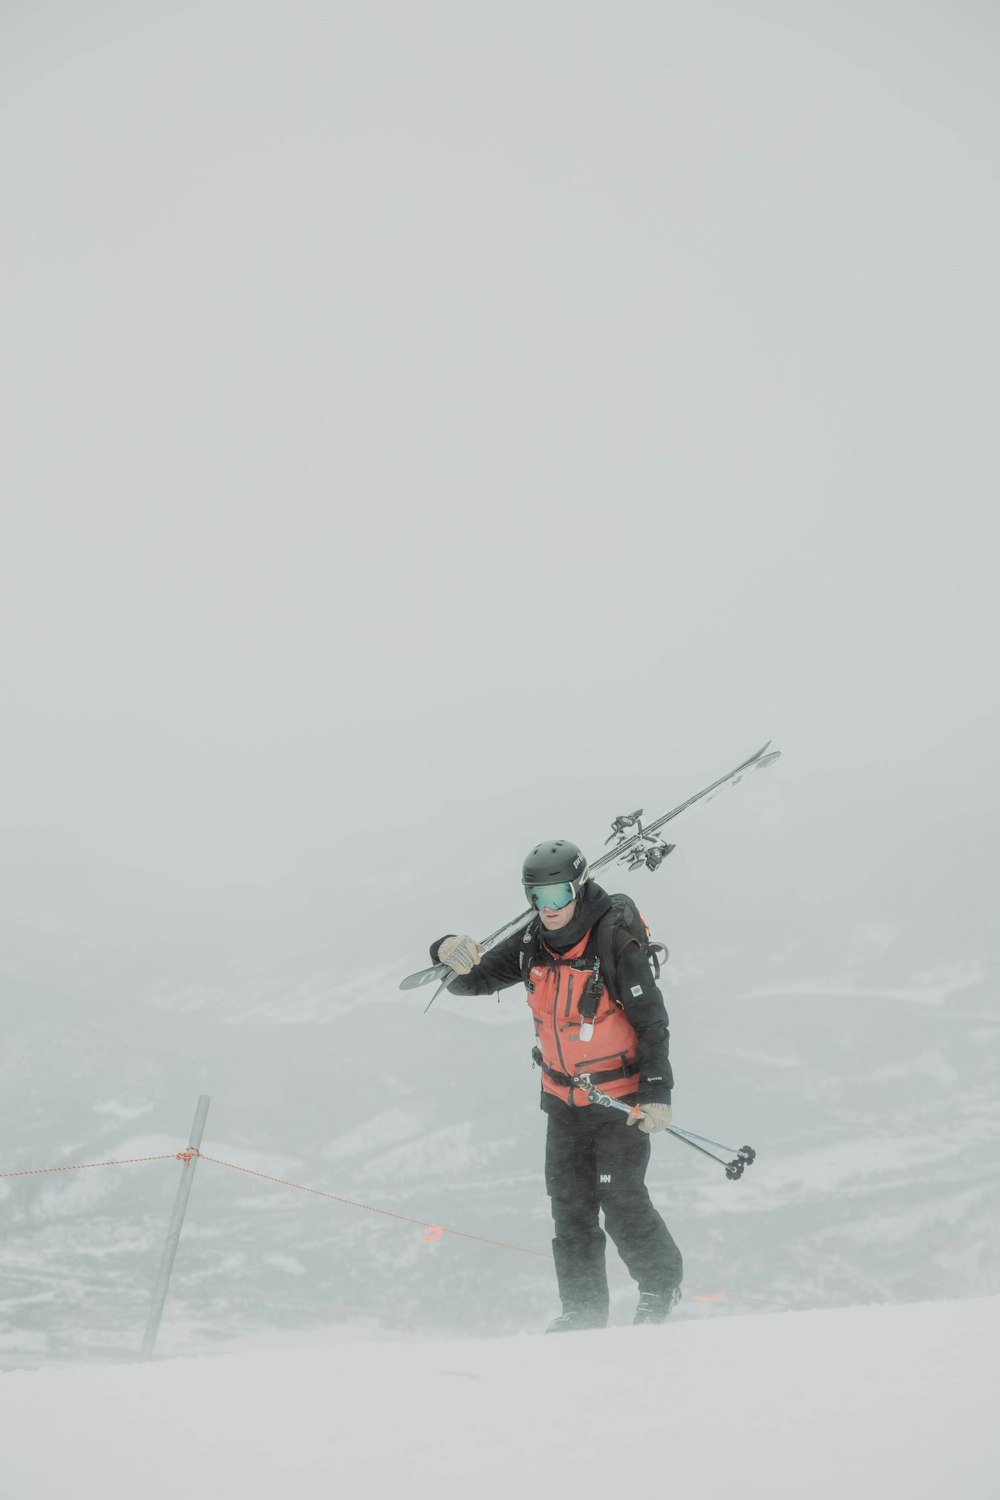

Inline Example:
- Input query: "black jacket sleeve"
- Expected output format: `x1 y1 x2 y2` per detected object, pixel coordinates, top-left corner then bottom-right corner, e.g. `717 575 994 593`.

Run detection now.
428 931 525 995
615 941 673 1106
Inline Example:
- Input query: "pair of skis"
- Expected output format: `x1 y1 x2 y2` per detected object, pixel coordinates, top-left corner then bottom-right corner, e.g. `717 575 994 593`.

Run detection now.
399 740 781 1007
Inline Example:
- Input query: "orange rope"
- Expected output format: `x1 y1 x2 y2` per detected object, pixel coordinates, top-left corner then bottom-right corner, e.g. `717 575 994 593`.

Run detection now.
198 1153 794 1308
198 1153 553 1259
0 1152 189 1177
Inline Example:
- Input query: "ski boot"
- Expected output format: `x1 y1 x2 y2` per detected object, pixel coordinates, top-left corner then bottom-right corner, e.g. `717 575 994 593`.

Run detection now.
633 1286 682 1325
545 1306 608 1334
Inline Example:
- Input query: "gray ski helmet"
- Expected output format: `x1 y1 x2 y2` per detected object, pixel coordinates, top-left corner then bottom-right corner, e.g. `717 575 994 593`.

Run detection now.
521 840 590 900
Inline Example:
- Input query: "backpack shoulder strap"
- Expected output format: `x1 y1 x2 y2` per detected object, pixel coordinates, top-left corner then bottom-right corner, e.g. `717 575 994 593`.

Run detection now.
518 918 544 981
594 893 669 1004
594 904 641 1006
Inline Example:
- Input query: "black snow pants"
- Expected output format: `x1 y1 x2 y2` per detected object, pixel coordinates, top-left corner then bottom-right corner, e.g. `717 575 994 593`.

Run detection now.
544 1101 683 1322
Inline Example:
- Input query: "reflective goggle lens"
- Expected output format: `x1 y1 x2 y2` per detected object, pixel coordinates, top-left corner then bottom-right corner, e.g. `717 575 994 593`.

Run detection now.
527 882 575 911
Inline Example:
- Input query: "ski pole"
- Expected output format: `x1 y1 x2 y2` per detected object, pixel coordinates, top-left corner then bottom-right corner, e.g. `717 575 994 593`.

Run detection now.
670 1123 753 1155
572 1074 756 1181
669 1132 755 1180
669 1124 757 1180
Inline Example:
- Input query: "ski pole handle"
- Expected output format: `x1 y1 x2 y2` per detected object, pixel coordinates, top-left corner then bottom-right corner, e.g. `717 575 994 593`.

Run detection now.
573 1074 633 1113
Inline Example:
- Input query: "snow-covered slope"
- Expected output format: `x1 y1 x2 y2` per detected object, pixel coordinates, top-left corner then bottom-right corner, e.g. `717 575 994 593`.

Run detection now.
3 1297 997 1500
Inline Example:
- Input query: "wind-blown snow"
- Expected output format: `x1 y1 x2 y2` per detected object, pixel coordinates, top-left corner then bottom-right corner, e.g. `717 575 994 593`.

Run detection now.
3 1297 996 1499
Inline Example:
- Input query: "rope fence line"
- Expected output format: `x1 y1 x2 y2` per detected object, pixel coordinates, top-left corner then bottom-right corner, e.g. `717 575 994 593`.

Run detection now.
198 1152 556 1261
1 1146 793 1311
0 1152 190 1178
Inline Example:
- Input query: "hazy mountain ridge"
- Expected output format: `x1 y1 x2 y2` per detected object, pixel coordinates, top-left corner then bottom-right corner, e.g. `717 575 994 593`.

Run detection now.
2 926 996 1366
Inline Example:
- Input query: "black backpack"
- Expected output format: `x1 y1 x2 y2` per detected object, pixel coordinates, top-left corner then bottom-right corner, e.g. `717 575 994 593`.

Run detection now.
520 892 667 1021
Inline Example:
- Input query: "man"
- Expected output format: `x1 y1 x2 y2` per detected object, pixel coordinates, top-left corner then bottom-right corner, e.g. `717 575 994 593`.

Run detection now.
431 838 683 1332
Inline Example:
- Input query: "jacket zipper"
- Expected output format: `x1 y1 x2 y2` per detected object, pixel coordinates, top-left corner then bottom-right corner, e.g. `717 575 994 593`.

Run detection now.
550 966 575 1105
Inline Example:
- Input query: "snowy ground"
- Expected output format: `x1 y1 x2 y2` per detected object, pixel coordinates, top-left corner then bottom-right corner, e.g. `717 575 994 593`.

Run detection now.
3 1296 996 1500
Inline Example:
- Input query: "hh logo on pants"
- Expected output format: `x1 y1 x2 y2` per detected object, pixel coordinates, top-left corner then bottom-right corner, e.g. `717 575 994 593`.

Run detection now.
600 1174 612 1183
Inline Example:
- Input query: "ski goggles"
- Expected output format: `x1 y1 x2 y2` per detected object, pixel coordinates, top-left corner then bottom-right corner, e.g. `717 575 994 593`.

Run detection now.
525 882 575 912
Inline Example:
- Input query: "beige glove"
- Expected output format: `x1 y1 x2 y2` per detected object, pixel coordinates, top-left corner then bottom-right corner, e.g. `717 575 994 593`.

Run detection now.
438 934 484 975
626 1101 672 1134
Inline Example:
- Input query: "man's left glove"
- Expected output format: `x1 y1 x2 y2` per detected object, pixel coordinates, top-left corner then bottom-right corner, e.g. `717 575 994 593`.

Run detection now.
626 1102 672 1134
437 934 484 975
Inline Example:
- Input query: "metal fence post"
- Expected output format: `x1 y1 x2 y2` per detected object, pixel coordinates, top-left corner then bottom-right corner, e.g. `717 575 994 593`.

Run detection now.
140 1094 211 1361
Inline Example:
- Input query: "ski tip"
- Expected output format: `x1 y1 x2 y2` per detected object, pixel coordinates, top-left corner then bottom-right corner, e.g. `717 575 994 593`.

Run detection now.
423 974 454 1011
399 963 446 991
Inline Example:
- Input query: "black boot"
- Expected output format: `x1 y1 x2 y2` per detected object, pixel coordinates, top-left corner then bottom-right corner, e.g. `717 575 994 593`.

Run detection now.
545 1306 608 1334
633 1286 681 1325
548 1235 609 1333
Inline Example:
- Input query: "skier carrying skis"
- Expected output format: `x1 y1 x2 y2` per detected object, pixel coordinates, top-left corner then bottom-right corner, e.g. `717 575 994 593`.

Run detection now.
431 839 683 1332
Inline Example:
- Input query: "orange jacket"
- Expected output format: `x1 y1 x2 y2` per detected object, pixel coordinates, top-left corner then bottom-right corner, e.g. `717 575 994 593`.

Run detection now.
526 930 640 1108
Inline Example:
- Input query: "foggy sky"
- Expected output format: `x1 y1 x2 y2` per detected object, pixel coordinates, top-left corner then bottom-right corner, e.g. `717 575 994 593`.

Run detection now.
3 1 998 977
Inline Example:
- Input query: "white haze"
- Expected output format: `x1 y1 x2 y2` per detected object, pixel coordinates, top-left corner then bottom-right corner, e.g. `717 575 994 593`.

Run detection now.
1 1 998 1364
